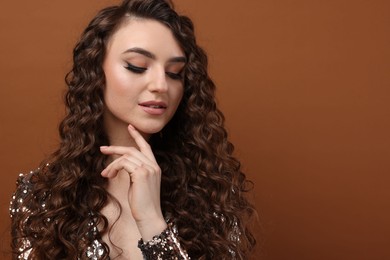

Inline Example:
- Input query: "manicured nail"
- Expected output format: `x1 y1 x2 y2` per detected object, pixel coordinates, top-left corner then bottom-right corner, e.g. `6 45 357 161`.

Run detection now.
100 146 109 150
128 124 135 130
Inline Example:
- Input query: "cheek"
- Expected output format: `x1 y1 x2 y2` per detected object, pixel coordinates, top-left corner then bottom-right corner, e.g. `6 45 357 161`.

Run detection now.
104 57 141 89
172 84 184 104
105 67 129 94
103 75 134 110
169 87 184 116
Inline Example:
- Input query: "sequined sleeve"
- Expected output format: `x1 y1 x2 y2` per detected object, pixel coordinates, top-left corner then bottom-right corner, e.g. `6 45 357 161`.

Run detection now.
9 172 35 259
213 212 242 259
138 222 190 260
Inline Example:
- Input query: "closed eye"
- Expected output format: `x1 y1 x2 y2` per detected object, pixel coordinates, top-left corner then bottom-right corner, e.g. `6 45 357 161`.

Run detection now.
124 63 147 74
166 71 183 80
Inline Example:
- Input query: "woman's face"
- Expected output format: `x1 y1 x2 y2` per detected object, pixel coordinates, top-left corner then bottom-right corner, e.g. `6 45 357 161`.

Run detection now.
103 18 186 139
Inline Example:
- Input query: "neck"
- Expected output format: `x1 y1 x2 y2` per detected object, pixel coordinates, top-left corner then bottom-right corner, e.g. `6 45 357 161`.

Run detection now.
102 117 135 214
102 113 150 202
103 113 150 148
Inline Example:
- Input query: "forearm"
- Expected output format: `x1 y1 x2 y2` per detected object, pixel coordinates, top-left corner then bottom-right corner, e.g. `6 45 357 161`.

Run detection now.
137 216 167 242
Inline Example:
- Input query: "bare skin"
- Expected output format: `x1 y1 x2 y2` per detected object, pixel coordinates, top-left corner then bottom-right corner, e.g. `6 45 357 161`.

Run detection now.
98 18 185 259
100 125 167 259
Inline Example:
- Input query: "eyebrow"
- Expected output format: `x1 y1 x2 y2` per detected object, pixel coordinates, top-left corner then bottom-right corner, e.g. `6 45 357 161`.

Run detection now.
123 47 187 63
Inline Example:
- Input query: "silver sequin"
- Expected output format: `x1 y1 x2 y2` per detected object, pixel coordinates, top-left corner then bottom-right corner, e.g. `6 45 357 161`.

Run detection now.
10 171 197 259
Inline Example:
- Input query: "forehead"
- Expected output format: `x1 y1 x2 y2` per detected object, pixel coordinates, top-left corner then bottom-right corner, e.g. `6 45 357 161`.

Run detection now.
106 18 184 57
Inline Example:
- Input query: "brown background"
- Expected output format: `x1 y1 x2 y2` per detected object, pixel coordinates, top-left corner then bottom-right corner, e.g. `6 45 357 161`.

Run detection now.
1 0 389 259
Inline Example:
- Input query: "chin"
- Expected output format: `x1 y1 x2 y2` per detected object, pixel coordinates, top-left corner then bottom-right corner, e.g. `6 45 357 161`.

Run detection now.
135 123 166 135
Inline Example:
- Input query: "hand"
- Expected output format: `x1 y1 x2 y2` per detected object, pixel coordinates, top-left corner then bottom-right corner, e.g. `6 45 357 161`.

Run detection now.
100 124 167 240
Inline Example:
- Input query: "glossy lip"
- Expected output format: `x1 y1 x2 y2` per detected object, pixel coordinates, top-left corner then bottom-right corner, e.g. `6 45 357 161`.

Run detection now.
139 100 167 115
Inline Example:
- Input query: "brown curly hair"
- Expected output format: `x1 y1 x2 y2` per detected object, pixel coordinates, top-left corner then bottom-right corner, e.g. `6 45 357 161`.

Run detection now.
10 0 256 259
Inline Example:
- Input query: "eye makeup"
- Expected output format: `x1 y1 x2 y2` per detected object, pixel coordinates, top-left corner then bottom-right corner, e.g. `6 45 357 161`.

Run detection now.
124 62 184 80
166 71 183 80
124 62 147 73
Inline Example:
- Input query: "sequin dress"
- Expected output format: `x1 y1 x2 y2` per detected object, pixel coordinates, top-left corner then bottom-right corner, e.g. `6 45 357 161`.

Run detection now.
10 171 241 259
9 171 190 260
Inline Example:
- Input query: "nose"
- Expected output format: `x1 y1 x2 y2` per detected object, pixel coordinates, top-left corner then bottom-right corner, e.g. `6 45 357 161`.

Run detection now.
148 68 168 93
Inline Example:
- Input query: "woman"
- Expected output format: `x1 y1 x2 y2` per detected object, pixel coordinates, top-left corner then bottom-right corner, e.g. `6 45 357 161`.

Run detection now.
10 0 256 259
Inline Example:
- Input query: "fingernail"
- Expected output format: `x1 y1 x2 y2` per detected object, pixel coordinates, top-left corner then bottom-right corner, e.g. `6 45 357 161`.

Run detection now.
128 124 135 130
100 146 108 150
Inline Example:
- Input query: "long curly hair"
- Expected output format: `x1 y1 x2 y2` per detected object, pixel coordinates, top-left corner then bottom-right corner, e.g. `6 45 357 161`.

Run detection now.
11 0 256 259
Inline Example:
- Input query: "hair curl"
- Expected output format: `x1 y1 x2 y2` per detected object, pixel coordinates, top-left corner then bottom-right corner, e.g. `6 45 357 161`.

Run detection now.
11 0 256 259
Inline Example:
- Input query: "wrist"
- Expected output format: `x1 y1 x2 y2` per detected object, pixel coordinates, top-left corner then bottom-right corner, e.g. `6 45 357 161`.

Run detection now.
138 222 190 260
137 217 167 241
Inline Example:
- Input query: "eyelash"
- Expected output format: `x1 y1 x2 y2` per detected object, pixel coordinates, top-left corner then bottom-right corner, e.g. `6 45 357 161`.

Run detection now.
125 63 146 74
124 63 183 80
166 72 183 80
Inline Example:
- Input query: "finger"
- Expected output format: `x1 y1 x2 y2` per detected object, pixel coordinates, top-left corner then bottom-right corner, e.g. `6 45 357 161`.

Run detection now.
100 146 139 155
105 162 137 178
122 155 143 167
127 124 155 161
130 163 160 182
100 146 154 165
104 154 143 171
102 158 139 178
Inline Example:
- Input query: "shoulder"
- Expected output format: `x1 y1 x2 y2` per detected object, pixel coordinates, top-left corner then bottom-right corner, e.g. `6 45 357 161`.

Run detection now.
9 169 40 219
9 170 40 259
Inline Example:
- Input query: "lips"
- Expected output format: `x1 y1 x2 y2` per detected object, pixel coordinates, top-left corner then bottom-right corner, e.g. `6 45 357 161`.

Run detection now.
139 101 167 108
139 100 167 115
